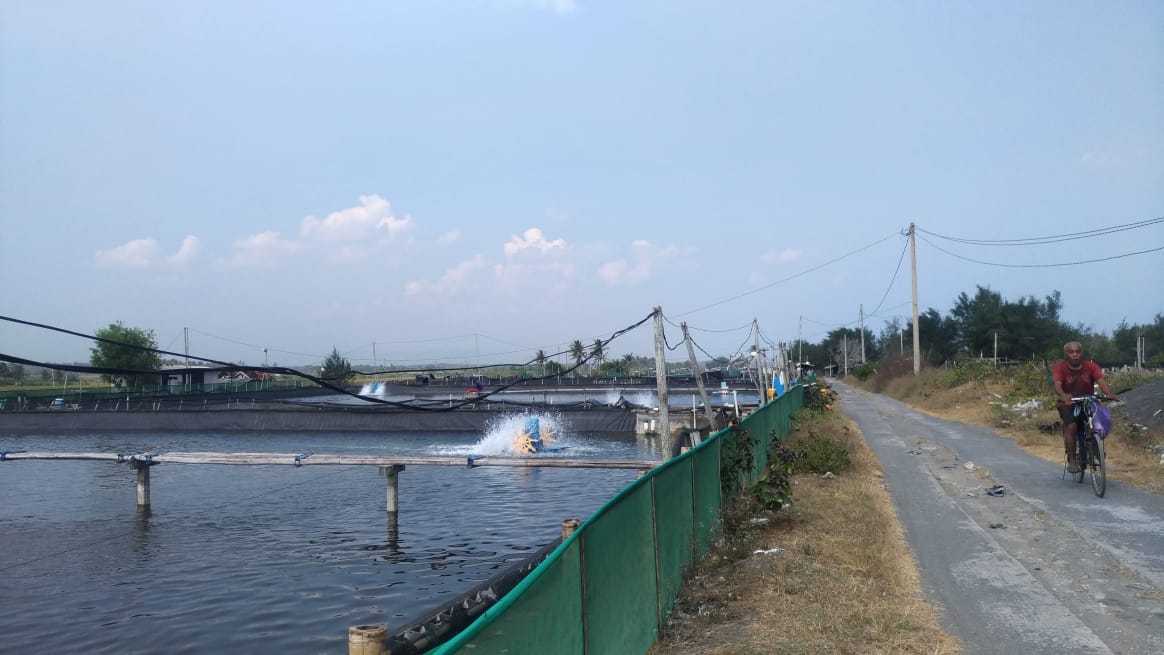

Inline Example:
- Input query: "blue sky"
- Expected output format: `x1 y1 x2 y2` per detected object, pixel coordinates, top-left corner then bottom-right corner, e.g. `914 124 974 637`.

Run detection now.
2 1 1161 368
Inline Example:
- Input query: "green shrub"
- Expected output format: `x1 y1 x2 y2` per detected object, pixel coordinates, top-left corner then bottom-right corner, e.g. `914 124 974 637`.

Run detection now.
720 423 757 497
851 362 876 381
801 380 837 413
792 436 851 474
753 437 795 511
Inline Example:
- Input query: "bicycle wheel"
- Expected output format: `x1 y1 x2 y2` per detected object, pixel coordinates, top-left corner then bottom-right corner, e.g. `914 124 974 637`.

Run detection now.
1088 434 1106 498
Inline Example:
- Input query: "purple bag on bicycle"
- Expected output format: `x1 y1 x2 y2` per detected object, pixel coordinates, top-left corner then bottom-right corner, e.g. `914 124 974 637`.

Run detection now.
1092 404 1112 439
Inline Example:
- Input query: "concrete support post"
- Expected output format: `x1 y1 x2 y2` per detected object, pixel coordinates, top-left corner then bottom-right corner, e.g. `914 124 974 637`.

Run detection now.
134 462 151 508
379 464 405 513
561 517 581 541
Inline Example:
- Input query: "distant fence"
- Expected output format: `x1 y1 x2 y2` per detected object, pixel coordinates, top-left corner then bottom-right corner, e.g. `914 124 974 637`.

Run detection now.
424 385 803 654
0 378 321 410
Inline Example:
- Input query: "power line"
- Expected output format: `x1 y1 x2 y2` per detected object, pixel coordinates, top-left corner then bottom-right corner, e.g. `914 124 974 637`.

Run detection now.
0 310 656 411
916 216 1163 246
918 235 1164 268
867 238 909 316
674 231 900 317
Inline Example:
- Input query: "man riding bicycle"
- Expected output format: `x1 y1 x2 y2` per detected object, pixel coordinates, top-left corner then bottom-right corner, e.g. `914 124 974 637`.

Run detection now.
1053 341 1117 473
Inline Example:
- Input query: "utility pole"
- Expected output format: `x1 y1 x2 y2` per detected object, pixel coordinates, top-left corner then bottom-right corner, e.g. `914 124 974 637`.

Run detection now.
859 304 866 364
993 332 998 365
753 318 765 400
653 307 672 457
682 322 718 431
909 223 921 375
843 333 849 376
184 327 190 393
798 315 803 365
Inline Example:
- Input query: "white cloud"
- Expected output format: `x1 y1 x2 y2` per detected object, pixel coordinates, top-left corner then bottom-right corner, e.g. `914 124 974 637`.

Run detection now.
597 240 682 287
300 194 413 242
761 248 802 264
95 238 158 268
503 227 567 258
167 235 201 266
405 256 489 297
232 230 303 267
439 229 462 244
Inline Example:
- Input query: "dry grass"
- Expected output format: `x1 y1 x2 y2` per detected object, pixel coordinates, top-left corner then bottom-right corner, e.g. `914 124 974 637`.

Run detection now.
868 366 1164 495
650 412 960 655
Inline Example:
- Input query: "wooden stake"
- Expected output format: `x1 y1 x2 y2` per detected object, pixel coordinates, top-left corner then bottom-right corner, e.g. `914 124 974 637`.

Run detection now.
348 624 386 655
561 517 581 540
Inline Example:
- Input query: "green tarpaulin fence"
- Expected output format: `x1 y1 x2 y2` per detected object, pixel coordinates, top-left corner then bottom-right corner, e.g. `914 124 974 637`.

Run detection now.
432 385 803 655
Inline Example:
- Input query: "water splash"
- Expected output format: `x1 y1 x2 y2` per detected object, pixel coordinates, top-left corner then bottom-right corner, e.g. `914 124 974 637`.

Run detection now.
431 411 599 457
357 382 386 396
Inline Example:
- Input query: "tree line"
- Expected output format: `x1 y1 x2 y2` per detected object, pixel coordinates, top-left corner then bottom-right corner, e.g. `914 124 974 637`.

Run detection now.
10 284 1155 390
790 286 1164 370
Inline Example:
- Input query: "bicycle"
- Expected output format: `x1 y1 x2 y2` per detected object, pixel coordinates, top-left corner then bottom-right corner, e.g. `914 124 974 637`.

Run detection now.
1063 394 1110 497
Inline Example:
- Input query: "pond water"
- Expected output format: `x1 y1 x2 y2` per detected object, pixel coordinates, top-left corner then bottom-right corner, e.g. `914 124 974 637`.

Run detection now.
0 417 661 653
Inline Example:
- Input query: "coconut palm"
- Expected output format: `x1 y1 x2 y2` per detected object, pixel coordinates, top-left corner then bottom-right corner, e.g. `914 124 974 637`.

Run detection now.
534 349 547 376
569 340 586 375
591 339 606 373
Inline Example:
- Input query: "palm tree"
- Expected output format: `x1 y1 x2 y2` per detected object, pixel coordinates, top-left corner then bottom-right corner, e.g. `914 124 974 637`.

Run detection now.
591 339 606 374
620 353 635 376
569 340 586 375
534 349 547 376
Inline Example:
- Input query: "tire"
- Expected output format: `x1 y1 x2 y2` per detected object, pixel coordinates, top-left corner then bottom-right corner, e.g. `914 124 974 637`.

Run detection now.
1089 434 1106 498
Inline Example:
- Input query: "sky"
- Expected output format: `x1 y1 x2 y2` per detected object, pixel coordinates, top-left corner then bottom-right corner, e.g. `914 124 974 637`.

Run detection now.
2 1 1162 370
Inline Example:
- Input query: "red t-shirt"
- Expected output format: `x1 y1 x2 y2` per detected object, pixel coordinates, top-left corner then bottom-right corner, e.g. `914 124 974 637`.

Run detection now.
1053 360 1104 407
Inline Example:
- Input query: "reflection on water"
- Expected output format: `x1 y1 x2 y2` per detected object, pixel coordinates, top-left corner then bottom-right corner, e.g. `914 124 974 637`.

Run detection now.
0 429 653 653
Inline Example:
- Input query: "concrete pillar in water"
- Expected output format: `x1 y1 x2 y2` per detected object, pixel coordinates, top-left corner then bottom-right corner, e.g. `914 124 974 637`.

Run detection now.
379 464 405 513
561 517 581 541
133 461 151 508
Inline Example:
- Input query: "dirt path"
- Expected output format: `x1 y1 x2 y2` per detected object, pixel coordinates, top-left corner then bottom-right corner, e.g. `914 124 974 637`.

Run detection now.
836 382 1164 655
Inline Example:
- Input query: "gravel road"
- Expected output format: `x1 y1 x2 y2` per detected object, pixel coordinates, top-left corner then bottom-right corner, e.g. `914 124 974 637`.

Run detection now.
835 382 1164 655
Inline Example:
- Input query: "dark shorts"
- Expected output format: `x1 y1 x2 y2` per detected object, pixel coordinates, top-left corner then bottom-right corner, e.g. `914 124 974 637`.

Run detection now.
1058 405 1083 431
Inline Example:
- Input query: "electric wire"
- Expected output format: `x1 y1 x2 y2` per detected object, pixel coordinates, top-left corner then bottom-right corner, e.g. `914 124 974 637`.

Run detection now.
0 311 656 412
917 235 1164 268
916 216 1163 246
867 238 910 316
674 231 900 317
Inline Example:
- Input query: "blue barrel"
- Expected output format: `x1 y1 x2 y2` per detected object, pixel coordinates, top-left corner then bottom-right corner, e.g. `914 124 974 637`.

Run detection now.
524 417 543 452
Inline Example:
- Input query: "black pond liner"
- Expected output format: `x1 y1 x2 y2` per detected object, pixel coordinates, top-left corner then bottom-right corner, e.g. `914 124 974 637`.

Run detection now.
383 536 563 654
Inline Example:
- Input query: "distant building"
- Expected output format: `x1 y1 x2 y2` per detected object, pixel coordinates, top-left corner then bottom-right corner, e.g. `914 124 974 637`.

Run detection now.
162 366 270 388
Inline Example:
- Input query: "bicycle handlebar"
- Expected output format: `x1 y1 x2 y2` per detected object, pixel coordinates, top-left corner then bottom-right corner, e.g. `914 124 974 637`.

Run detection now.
1069 394 1113 403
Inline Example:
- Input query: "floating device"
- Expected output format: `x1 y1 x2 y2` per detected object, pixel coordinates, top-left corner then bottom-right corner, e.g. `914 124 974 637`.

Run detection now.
513 417 556 453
